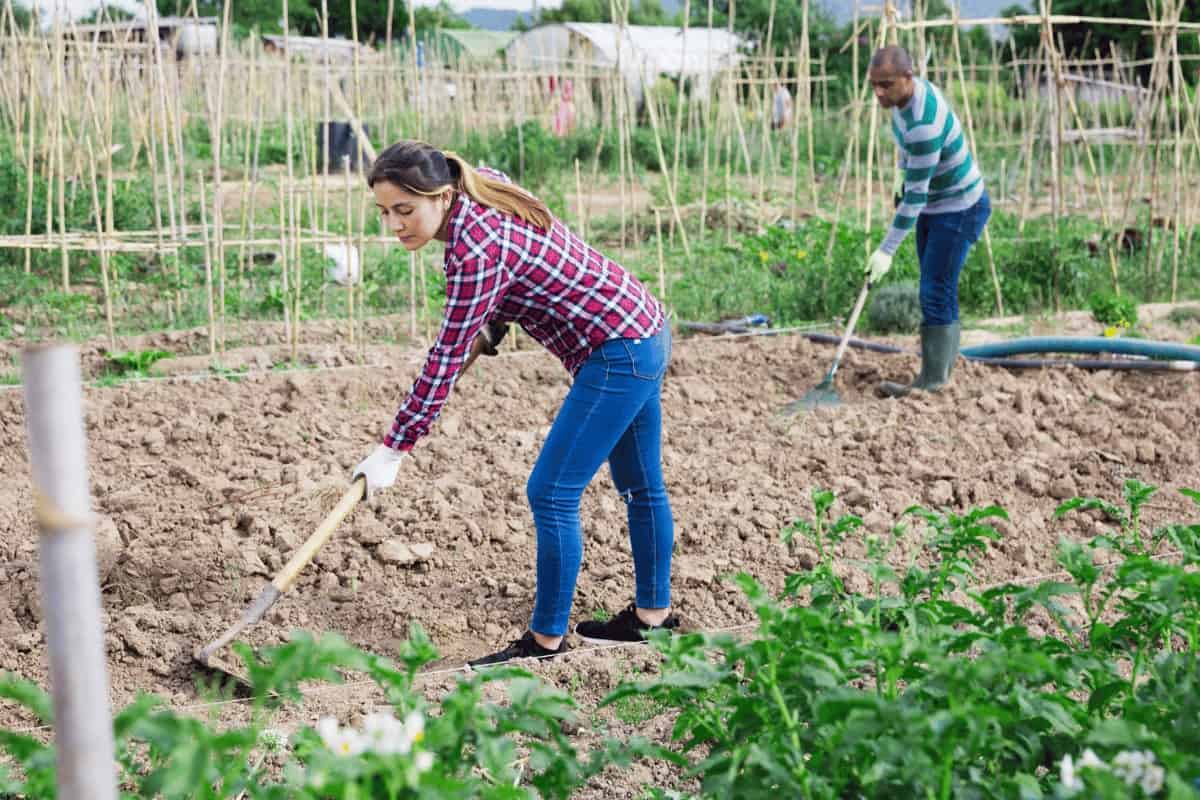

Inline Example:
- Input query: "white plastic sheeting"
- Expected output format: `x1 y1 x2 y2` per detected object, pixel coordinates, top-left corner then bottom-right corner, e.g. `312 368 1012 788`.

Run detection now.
505 23 747 105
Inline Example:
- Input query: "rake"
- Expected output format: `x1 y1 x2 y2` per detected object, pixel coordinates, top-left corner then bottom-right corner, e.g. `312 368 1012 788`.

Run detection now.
782 277 873 414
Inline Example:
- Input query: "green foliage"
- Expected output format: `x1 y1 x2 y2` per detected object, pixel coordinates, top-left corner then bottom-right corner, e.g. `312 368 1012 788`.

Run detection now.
1089 290 1139 328
605 484 1200 797
866 280 922 334
104 349 172 378
1005 0 1200 71
4 0 38 31
691 0 833 57
0 626 664 798
75 3 136 24
519 0 676 29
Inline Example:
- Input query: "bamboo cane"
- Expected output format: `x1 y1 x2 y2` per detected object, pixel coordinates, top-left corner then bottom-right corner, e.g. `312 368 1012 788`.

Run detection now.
84 138 116 351
198 172 217 357
950 2 1004 315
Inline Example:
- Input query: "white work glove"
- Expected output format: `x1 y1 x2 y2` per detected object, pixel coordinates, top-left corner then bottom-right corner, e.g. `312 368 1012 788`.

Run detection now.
351 444 407 499
865 249 893 284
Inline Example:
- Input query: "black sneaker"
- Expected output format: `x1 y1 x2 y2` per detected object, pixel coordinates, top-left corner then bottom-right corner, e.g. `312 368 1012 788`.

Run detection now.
574 603 680 646
467 631 569 670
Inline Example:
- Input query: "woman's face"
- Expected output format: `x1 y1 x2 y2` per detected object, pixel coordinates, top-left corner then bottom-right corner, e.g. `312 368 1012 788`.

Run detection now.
372 180 453 250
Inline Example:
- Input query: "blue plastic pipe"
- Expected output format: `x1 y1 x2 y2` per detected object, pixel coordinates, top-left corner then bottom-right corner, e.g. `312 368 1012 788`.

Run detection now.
960 336 1200 371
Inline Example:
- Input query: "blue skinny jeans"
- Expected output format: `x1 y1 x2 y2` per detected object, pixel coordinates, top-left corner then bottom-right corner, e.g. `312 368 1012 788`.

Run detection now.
526 326 674 637
916 191 992 326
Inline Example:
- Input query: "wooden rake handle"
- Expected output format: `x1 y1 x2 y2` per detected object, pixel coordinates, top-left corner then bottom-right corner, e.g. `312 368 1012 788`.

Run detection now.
272 477 366 594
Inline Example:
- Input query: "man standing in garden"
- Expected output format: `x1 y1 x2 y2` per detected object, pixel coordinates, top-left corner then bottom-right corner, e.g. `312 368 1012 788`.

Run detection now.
865 45 991 396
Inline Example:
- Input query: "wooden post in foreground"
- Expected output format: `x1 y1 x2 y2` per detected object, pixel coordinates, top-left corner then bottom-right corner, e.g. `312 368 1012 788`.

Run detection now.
22 344 118 800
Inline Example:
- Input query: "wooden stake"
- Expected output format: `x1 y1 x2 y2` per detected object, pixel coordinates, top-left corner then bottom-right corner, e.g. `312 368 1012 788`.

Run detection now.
198 173 217 357
23 344 118 800
950 2 1004 315
574 157 587 237
84 138 116 351
654 207 666 300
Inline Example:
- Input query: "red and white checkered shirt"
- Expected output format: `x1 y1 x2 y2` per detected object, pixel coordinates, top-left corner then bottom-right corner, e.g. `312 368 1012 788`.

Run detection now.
384 169 666 452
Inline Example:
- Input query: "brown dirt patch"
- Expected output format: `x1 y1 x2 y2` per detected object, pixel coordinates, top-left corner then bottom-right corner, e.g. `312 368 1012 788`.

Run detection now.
1 328 1197 794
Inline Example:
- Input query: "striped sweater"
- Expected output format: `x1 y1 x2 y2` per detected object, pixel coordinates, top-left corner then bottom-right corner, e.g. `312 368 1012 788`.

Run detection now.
880 78 984 256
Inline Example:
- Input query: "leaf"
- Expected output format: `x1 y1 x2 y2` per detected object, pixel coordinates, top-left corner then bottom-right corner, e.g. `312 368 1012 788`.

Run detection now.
1010 772 1045 799
1085 718 1146 748
1180 487 1200 507
811 488 835 518
1054 496 1125 524
0 673 53 724
1087 680 1129 715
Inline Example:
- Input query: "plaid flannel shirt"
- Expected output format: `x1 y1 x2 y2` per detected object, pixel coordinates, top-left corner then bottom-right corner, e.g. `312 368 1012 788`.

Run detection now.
384 168 665 452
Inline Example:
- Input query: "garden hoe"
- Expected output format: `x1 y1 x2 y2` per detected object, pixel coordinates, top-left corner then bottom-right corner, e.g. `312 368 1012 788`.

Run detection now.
193 477 366 687
782 276 873 415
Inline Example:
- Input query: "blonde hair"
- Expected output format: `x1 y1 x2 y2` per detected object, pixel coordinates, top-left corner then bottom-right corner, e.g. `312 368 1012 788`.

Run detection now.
368 140 553 231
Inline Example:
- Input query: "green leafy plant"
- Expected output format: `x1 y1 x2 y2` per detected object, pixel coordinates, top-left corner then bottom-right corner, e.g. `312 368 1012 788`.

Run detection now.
866 280 923 334
605 485 1200 798
1089 290 1139 329
0 626 668 798
103 349 171 378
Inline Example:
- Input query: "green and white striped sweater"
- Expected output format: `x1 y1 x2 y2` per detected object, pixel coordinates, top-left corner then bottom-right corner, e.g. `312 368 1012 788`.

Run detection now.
880 78 984 256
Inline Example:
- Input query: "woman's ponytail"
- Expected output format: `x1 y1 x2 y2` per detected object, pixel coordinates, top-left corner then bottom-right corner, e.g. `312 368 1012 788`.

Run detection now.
443 152 553 231
368 140 553 231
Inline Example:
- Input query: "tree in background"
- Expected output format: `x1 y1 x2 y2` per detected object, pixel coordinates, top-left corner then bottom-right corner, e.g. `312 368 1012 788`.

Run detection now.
689 0 840 54
76 4 138 23
411 0 471 31
1002 0 1199 78
151 0 469 40
4 0 38 30
514 0 677 31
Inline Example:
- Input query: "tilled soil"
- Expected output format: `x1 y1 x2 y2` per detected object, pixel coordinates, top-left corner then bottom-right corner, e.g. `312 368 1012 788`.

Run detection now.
1 323 1198 795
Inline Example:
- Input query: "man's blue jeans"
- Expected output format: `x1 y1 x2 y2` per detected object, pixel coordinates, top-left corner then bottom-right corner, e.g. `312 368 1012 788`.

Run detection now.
527 326 674 637
916 191 991 326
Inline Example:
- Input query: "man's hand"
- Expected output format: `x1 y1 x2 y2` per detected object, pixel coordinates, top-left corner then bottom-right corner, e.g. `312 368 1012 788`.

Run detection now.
866 250 893 284
352 444 407 499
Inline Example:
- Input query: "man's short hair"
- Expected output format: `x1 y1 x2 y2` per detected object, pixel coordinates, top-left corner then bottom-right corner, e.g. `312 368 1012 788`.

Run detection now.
871 45 913 75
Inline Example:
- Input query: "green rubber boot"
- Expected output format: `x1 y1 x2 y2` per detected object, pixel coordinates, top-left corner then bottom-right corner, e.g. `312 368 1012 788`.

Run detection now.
880 322 961 397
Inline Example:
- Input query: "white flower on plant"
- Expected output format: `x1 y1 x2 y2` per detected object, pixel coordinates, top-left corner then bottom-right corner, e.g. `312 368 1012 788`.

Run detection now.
1140 764 1165 795
359 710 427 756
403 711 425 745
415 750 434 773
1060 754 1083 797
1077 749 1105 771
1112 749 1156 786
316 716 367 758
364 711 411 755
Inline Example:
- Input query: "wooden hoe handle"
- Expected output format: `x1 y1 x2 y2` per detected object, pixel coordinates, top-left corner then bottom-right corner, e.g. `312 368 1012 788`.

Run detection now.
271 477 366 594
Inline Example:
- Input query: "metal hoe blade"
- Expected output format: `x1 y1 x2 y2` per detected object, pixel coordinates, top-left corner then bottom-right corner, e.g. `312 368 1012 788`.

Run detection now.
780 278 872 417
